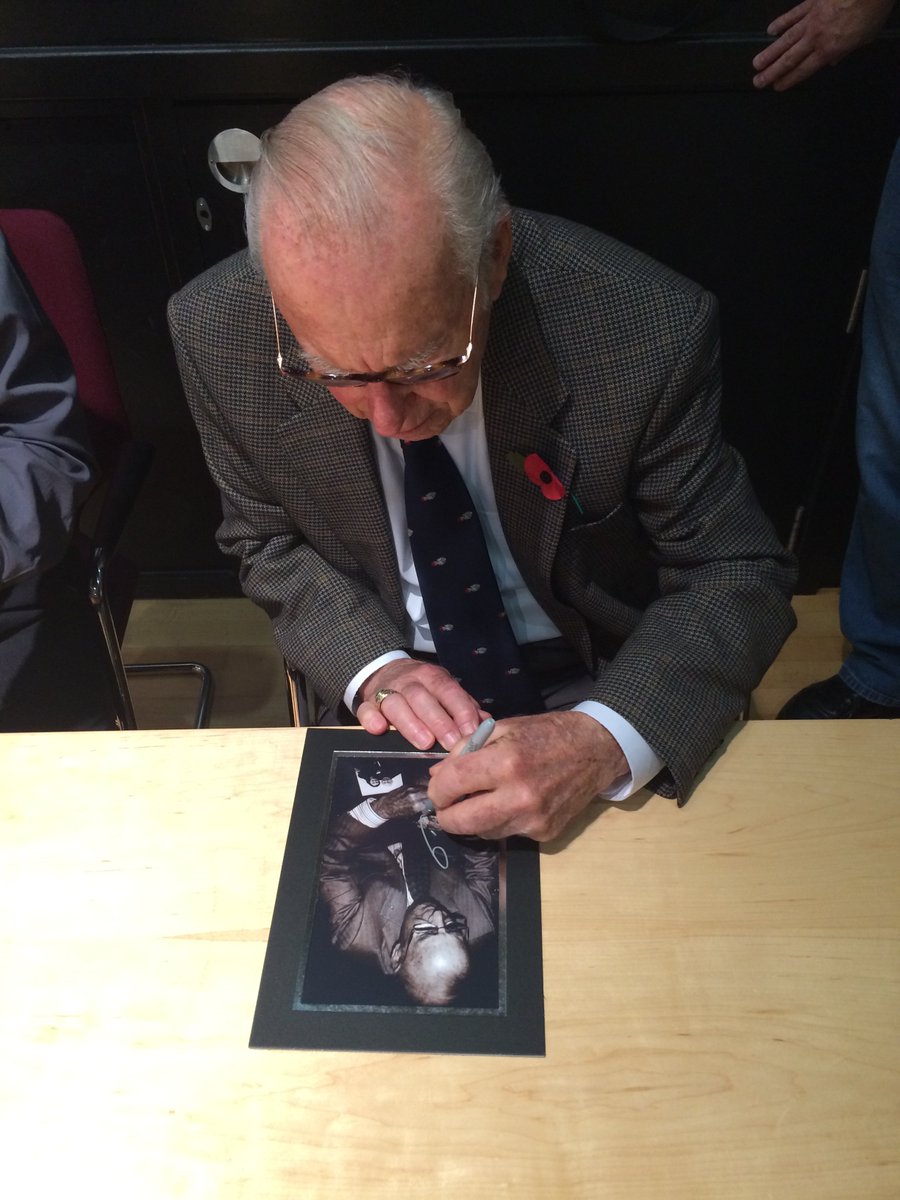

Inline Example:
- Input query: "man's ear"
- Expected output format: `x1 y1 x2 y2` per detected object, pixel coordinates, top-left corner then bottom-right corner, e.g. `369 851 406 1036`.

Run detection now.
388 940 403 974
487 213 512 302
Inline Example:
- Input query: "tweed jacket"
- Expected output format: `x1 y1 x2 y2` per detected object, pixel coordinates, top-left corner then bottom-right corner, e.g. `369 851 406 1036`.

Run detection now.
168 208 797 801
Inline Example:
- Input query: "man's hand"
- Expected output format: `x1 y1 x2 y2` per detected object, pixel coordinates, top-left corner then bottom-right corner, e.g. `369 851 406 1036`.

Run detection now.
426 711 629 842
752 0 894 91
369 784 431 821
356 657 488 751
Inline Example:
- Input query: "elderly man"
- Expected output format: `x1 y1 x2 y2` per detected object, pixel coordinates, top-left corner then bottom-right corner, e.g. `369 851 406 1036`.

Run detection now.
168 74 796 841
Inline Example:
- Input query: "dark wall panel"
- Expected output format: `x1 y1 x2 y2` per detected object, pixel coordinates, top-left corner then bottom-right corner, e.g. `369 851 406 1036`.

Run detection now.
0 101 229 584
2 4 898 592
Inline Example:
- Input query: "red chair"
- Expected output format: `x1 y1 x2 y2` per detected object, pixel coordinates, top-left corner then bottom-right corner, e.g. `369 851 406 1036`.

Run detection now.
0 208 212 728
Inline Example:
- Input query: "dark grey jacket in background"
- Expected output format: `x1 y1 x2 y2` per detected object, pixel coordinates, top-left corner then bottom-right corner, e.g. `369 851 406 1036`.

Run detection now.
0 232 95 588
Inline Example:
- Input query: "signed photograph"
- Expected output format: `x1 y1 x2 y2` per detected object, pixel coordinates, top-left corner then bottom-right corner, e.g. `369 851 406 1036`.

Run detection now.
251 729 544 1056
298 750 502 1012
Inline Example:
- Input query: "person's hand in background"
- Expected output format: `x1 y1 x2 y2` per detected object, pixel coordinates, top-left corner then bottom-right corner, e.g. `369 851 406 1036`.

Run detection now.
752 0 895 91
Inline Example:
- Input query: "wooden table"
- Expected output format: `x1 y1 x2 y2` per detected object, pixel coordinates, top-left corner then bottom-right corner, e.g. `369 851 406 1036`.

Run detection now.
1 723 898 1199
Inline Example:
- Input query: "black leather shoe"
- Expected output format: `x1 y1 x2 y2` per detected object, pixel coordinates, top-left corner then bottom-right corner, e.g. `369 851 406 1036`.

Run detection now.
777 674 900 720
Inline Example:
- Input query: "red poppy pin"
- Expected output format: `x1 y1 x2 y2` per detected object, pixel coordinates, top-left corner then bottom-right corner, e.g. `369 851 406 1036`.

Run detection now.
507 451 583 513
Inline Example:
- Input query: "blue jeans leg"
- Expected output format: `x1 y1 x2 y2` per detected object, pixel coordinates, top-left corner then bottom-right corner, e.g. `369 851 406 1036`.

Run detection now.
839 138 900 706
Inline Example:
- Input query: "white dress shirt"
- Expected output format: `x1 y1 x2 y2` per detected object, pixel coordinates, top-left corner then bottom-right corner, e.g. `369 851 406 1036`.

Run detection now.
343 379 663 800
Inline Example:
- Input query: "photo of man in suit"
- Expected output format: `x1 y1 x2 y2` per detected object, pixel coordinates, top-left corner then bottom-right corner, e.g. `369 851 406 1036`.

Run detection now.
312 759 499 1008
168 73 797 843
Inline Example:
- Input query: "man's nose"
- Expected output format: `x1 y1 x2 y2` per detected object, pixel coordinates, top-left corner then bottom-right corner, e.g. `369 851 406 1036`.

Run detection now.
364 382 411 437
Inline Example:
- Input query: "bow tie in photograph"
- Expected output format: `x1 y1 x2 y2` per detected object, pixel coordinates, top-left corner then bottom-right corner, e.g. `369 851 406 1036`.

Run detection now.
402 436 544 719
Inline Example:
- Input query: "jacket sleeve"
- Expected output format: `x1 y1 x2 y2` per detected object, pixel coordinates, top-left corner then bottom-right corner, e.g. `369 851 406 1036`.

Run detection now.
0 237 95 587
581 291 797 800
318 812 380 951
454 837 498 940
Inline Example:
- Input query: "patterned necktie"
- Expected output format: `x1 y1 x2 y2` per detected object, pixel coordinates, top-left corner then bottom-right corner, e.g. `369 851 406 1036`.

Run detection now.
402 436 544 718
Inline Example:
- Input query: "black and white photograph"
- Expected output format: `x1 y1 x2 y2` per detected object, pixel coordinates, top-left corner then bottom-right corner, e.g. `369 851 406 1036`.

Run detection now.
299 750 502 1011
251 729 545 1056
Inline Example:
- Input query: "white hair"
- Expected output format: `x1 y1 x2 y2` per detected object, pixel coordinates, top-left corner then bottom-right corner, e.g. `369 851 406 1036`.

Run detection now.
245 74 508 285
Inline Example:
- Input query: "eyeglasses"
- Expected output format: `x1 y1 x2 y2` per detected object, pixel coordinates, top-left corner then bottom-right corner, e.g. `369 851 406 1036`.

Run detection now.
272 279 479 388
399 910 469 958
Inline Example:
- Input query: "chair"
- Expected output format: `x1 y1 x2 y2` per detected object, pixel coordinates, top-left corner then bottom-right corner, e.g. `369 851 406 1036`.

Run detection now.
0 208 213 728
284 663 328 727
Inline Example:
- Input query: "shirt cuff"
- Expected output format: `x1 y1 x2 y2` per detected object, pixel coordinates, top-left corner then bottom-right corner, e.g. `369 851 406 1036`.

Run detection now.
344 650 411 714
573 700 665 801
347 798 388 828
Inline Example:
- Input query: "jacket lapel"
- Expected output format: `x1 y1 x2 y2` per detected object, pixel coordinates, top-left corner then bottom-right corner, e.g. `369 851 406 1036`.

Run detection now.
482 259 576 603
275 386 406 624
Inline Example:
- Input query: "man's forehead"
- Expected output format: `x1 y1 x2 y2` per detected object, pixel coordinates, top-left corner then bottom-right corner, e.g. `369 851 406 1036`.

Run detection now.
282 270 451 351
262 186 449 278
271 262 466 370
282 258 446 314
261 195 470 369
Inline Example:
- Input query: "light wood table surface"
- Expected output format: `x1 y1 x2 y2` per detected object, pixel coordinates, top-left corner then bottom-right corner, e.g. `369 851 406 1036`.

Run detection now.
1 722 898 1199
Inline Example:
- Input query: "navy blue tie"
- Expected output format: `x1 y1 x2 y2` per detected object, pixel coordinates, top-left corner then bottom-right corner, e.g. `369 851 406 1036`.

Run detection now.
402 436 544 719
